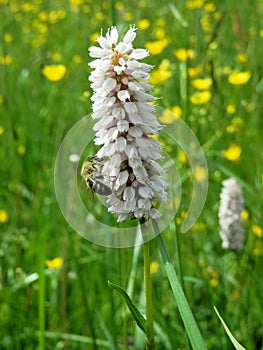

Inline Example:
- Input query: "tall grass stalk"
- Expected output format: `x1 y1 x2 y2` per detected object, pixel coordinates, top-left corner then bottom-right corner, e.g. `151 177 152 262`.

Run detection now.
143 240 154 349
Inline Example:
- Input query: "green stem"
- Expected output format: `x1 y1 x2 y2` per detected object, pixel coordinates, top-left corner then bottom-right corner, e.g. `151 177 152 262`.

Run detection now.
38 228 47 350
143 241 154 349
110 0 116 26
153 219 207 350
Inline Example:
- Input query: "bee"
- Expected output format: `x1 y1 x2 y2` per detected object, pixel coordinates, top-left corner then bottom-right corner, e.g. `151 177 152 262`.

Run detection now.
81 155 112 196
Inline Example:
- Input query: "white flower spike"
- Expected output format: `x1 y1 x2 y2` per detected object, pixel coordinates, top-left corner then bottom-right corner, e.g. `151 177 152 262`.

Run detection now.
218 178 245 251
89 26 167 222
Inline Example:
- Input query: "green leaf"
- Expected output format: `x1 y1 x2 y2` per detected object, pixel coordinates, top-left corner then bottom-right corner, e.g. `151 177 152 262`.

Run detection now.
214 307 246 350
156 231 207 350
108 281 147 334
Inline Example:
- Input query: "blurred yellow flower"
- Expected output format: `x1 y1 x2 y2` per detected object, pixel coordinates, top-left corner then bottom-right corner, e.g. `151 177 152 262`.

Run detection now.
42 65 67 82
17 145 26 155
170 105 182 117
0 95 4 104
241 210 249 222
150 261 159 274
149 59 171 85
178 150 187 163
155 28 166 39
226 104 236 114
260 29 263 39
137 19 150 30
188 65 202 77
159 109 178 124
236 53 248 63
90 32 99 42
209 278 219 287
186 0 204 9
0 210 9 223
200 15 211 32
204 3 216 12
194 166 207 182
124 12 133 21
0 125 4 135
45 257 63 269
253 241 263 256
190 90 211 104
72 55 82 64
39 11 48 21
226 117 244 133
252 225 263 238
70 0 83 6
0 55 12 65
222 143 242 161
174 48 187 61
52 53 62 62
228 71 251 85
191 77 212 90
4 33 13 43
145 38 169 55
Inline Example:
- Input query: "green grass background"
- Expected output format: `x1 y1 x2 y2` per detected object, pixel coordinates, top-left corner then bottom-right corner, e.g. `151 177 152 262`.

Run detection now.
0 0 263 349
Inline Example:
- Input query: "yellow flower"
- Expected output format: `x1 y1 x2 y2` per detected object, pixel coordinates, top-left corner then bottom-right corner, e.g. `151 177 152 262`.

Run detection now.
178 150 187 163
90 32 99 42
149 59 171 85
188 65 202 77
226 104 236 114
189 90 211 104
236 53 248 63
200 15 211 32
145 38 169 55
42 64 67 82
228 70 251 85
124 12 133 21
72 55 82 64
159 109 178 124
204 3 216 12
241 210 249 222
191 77 212 90
0 125 4 135
45 257 63 269
0 210 9 223
137 19 150 30
17 145 26 155
226 117 244 133
150 261 159 274
174 48 188 61
155 28 166 40
209 278 219 287
194 166 207 182
260 29 263 39
0 95 4 104
253 241 263 256
70 0 83 6
170 105 182 117
222 143 242 161
52 53 62 62
252 225 263 238
39 11 48 21
186 0 204 9
4 33 13 43
0 55 12 65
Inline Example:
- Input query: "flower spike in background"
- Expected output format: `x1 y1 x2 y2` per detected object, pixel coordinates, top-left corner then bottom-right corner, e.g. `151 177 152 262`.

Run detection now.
218 178 245 251
88 26 167 222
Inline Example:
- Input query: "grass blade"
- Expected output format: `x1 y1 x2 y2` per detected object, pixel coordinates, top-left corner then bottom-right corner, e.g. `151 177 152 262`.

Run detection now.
214 307 246 350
